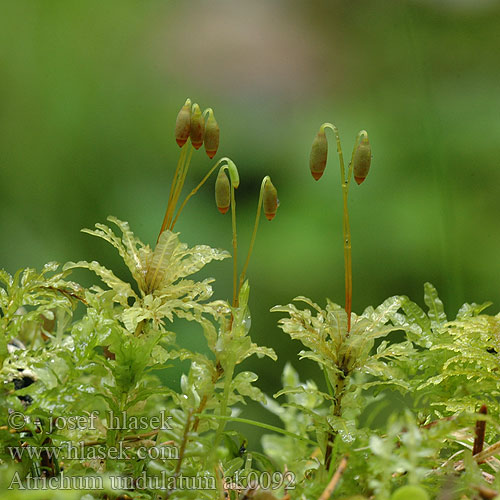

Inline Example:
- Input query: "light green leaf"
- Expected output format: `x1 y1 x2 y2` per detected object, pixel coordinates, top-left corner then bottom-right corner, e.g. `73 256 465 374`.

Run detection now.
424 282 447 326
232 371 266 404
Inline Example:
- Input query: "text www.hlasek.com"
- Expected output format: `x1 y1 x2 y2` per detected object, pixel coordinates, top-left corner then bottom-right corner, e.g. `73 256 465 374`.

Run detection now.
8 440 179 461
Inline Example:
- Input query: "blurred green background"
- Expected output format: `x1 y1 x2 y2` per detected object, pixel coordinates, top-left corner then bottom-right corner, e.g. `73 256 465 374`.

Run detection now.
2 0 500 444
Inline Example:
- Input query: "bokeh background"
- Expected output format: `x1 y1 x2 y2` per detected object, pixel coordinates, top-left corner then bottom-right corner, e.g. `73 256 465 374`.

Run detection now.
2 0 500 445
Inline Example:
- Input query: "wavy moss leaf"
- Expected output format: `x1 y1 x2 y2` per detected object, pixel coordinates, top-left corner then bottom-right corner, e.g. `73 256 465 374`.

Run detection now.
326 414 357 443
273 295 406 386
78 217 230 332
244 343 276 362
397 296 433 347
400 284 500 417
424 282 447 327
64 260 137 306
0 269 13 287
362 296 402 329
82 216 149 290
231 371 266 404
144 230 230 294
144 229 180 293
0 264 82 356
106 330 162 393
274 385 333 402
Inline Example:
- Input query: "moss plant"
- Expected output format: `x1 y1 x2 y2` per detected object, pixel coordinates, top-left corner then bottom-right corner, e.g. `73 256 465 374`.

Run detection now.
2 102 500 500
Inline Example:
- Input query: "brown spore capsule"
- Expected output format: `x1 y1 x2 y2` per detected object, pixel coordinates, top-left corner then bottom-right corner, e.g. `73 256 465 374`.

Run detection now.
353 133 371 185
309 129 328 181
190 103 205 150
263 178 278 221
204 110 220 159
175 98 191 147
215 169 230 214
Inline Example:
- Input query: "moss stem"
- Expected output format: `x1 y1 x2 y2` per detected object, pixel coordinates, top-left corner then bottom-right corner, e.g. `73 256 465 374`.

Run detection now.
159 144 187 240
237 176 270 298
171 157 229 230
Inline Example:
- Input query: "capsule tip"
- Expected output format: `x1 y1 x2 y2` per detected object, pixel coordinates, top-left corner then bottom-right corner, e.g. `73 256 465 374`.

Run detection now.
311 171 323 181
176 138 187 148
206 150 216 159
354 175 365 185
218 206 229 215
265 212 275 221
